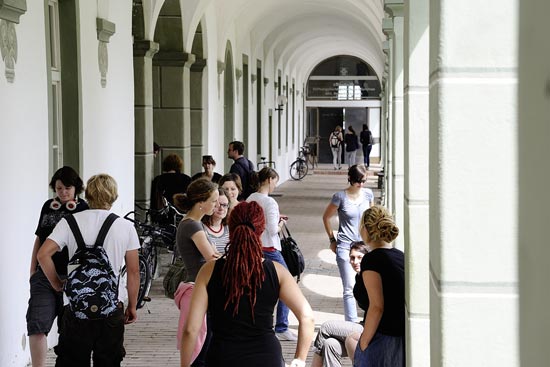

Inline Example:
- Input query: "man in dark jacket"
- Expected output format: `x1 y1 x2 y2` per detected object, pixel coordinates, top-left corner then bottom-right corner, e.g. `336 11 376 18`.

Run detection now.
227 141 255 200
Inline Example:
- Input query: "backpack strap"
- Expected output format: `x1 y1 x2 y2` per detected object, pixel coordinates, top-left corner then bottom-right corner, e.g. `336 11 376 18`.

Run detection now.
65 214 87 251
95 213 119 247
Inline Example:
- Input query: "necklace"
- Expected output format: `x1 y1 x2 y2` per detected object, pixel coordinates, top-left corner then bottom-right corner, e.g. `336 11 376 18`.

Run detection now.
205 223 223 234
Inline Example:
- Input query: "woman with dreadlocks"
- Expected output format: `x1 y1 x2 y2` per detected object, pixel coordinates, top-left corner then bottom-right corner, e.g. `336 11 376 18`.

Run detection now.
180 201 315 367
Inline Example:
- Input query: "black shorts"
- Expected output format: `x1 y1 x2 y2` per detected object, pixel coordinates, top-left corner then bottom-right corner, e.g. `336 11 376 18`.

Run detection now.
26 269 64 336
55 305 126 367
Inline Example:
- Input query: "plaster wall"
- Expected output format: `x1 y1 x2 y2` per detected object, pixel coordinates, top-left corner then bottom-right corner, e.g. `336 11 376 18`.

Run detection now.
0 3 49 365
77 0 136 215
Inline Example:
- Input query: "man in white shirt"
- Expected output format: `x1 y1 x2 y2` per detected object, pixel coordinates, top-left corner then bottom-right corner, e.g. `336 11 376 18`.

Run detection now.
38 174 140 366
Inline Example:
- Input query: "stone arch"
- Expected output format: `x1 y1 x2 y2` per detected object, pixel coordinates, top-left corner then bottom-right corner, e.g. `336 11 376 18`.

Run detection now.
306 55 382 165
152 0 189 174
223 40 235 169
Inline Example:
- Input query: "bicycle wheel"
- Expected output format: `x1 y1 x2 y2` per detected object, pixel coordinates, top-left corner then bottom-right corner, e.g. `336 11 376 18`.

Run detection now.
290 159 308 180
137 256 152 309
119 266 129 306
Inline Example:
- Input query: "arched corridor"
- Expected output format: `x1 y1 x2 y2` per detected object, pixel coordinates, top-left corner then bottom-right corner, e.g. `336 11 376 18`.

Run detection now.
1 1 549 366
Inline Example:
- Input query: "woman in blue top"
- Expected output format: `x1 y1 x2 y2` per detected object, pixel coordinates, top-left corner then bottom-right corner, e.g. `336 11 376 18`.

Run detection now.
323 164 373 322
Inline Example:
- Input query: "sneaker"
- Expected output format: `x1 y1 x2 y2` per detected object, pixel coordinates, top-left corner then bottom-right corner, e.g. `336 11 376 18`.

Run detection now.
276 330 298 341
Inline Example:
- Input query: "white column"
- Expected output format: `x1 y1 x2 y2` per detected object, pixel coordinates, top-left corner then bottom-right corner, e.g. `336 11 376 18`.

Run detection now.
384 0 405 251
403 0 430 365
381 29 393 211
518 2 550 366
429 1 519 366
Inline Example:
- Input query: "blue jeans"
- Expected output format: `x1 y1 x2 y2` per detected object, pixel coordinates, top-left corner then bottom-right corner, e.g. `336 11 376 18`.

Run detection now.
336 245 359 322
353 332 405 367
362 144 372 166
263 249 290 333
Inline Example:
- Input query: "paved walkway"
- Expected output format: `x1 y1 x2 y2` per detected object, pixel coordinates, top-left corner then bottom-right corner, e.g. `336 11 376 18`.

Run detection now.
41 163 381 366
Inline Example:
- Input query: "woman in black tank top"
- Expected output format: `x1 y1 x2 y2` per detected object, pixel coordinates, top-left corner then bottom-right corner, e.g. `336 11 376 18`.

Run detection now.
179 201 315 367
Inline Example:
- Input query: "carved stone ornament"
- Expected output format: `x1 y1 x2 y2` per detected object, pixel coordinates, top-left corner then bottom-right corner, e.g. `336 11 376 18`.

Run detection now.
96 18 115 88
0 19 16 82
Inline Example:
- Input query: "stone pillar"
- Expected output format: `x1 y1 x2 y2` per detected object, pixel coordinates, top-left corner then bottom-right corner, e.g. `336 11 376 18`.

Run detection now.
429 1 519 366
384 0 405 251
190 58 206 174
133 40 159 208
182 53 196 174
153 51 195 175
403 0 429 365
518 2 550 366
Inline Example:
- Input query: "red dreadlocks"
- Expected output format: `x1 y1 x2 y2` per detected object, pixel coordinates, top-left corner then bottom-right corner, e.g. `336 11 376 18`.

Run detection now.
223 201 266 317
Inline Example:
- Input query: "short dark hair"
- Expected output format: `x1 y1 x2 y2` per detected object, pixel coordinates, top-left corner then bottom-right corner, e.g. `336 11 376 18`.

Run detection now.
230 141 245 155
162 154 183 172
202 155 216 165
350 241 369 254
49 166 84 195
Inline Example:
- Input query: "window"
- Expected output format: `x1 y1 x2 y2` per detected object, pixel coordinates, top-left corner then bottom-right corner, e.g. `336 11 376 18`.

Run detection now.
48 0 63 171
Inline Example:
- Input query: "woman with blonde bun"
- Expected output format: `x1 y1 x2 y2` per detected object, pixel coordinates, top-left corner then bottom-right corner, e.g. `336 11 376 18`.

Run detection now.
353 205 404 367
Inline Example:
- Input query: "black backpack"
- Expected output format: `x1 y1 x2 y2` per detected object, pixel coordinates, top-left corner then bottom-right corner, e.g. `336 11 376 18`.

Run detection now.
65 213 120 320
279 223 305 282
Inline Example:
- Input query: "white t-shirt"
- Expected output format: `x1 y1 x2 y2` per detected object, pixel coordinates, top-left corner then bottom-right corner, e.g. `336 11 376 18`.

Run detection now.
246 192 282 251
48 209 140 302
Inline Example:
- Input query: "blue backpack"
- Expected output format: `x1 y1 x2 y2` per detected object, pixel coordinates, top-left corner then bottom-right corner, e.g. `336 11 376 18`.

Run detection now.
64 213 119 320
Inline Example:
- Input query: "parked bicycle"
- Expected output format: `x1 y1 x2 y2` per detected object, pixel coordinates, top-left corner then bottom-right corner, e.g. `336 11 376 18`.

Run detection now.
257 156 276 170
120 209 175 309
289 146 310 180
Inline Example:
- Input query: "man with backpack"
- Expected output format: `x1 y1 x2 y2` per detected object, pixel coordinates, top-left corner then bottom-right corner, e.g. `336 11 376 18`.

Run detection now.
329 125 344 170
38 174 140 366
228 140 256 200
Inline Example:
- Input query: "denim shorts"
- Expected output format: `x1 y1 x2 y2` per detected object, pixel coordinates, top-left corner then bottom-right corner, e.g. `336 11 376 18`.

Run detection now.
353 332 405 367
26 269 64 336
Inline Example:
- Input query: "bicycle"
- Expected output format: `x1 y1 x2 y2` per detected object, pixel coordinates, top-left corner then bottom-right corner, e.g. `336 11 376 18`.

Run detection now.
289 146 310 180
120 209 175 309
257 156 276 170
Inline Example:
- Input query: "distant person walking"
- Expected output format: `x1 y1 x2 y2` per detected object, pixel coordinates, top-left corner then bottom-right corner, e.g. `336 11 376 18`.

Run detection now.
322 165 374 323
344 126 359 168
227 141 255 200
329 126 344 170
359 124 373 169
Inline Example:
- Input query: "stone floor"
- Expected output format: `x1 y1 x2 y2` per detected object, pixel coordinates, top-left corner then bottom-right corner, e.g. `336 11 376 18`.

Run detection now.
41 163 381 366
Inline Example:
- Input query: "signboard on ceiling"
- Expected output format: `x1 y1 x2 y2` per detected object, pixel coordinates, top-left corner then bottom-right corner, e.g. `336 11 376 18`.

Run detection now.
306 76 382 100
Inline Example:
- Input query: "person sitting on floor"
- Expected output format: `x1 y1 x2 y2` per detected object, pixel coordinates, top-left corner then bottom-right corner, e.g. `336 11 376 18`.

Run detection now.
311 241 369 367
